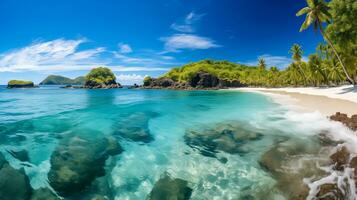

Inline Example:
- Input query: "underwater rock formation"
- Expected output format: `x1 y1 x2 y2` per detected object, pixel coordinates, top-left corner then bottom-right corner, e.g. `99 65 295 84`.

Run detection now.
147 173 192 200
7 149 30 162
48 136 123 197
113 112 155 143
184 122 263 157
30 188 59 200
259 138 328 199
0 153 32 200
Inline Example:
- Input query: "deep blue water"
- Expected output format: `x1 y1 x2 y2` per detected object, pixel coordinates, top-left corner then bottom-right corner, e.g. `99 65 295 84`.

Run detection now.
0 86 341 199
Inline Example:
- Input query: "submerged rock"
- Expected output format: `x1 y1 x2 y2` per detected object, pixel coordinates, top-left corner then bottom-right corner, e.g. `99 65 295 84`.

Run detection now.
330 112 357 131
184 122 263 157
148 173 192 200
114 112 155 143
30 188 59 200
329 146 350 171
259 139 328 199
7 149 30 162
0 153 32 200
315 183 344 200
48 136 123 197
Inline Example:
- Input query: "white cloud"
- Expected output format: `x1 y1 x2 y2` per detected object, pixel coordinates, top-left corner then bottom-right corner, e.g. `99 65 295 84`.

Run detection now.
113 52 180 66
185 12 204 24
161 34 220 52
118 43 132 53
115 74 148 85
0 38 178 73
116 74 145 81
170 11 204 33
170 24 194 33
0 38 107 72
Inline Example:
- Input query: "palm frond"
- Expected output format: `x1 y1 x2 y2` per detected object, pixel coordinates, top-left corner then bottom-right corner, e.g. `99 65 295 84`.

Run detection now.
296 7 310 16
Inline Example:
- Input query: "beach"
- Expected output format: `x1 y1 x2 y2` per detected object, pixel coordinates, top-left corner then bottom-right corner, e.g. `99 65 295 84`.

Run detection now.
231 85 357 116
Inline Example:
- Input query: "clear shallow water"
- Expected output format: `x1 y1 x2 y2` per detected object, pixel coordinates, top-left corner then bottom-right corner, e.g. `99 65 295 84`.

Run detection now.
0 86 355 199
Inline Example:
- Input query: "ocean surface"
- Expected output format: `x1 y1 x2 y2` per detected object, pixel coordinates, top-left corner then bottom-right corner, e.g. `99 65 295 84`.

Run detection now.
0 86 355 200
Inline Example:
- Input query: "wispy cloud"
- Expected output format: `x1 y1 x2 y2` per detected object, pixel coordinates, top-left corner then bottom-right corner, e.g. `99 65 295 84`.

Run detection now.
0 38 107 72
161 34 220 52
118 43 132 53
170 24 194 33
170 11 204 33
0 38 179 73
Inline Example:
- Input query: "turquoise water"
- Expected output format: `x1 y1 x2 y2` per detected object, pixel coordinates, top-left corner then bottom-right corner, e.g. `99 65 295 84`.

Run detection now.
0 86 347 199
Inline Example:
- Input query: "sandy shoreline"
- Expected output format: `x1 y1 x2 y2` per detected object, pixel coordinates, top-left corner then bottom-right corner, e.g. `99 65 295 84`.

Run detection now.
229 85 357 116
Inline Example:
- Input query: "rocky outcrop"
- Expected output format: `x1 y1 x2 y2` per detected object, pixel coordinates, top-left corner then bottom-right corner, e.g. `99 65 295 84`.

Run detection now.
188 71 219 88
330 112 357 131
147 173 192 200
48 136 123 197
184 122 263 157
143 71 245 90
144 77 176 88
84 82 122 89
315 183 344 200
0 153 32 200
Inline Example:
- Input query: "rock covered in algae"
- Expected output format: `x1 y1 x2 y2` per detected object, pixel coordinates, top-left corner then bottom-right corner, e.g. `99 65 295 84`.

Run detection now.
258 138 328 200
184 122 263 157
48 136 123 197
30 188 59 200
113 112 155 143
147 173 193 200
0 153 32 200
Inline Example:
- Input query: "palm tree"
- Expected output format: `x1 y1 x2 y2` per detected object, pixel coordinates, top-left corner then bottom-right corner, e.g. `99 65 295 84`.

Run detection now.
316 43 330 59
289 44 307 85
258 58 266 71
308 54 329 85
297 0 354 84
325 59 343 84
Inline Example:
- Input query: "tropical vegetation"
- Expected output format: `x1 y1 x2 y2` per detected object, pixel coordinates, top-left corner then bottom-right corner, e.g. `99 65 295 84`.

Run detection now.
85 67 117 85
7 80 34 88
149 0 356 87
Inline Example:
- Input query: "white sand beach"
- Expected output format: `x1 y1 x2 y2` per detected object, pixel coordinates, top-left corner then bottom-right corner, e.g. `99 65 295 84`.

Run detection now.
230 85 357 116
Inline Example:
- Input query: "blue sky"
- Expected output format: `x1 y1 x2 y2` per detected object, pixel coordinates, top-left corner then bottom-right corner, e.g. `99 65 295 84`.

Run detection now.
0 0 324 85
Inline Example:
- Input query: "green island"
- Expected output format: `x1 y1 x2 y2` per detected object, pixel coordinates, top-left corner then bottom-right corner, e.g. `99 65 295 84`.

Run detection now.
40 75 85 85
84 67 122 89
7 80 35 88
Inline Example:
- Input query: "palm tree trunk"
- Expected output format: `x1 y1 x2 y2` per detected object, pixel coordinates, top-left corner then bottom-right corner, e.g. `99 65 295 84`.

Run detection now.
318 22 355 84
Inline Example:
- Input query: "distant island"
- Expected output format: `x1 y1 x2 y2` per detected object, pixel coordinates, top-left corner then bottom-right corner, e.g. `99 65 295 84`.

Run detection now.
83 67 122 89
7 80 35 88
40 75 85 85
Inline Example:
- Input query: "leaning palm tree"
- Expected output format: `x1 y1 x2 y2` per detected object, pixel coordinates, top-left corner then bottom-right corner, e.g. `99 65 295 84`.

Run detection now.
289 44 307 85
296 0 354 84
